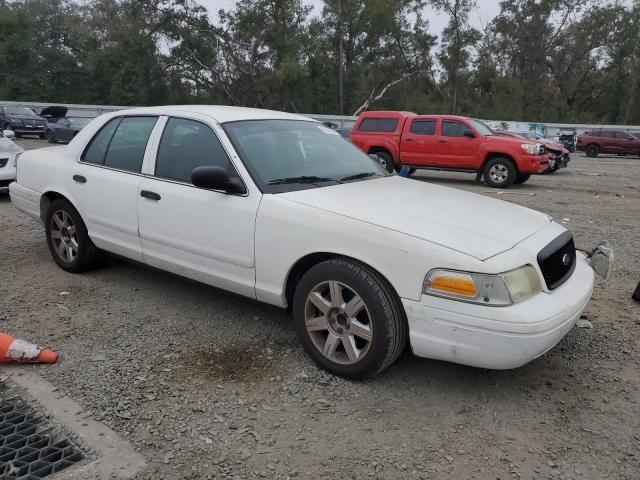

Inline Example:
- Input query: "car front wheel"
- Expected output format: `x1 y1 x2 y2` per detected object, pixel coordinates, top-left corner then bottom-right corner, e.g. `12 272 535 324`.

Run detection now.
45 198 102 273
483 157 517 188
293 259 407 379
374 151 395 173
514 172 531 184
46 130 57 143
586 144 599 157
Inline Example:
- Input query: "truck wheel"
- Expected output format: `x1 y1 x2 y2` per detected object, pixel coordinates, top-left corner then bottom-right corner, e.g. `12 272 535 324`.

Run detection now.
514 173 531 184
483 157 517 188
45 198 102 273
586 144 599 157
293 259 407 379
374 151 395 173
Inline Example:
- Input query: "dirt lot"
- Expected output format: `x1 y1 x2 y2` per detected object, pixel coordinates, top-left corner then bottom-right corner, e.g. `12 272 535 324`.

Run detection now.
1 138 639 480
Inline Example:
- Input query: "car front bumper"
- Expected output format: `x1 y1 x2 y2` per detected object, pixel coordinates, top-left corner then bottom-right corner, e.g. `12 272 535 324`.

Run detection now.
403 255 595 369
523 154 550 173
10 125 45 135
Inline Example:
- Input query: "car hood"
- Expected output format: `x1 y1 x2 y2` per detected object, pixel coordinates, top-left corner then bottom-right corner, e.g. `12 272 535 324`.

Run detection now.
279 176 551 261
0 137 24 154
484 135 538 147
40 106 68 118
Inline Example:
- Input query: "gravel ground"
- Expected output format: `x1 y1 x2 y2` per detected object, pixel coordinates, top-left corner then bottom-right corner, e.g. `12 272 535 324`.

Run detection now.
1 138 639 480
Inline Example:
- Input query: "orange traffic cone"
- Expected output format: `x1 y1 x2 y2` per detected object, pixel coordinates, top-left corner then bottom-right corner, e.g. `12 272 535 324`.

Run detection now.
0 333 58 364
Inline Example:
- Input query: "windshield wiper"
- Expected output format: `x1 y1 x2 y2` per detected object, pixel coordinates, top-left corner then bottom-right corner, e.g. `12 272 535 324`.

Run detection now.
267 176 337 185
340 172 382 182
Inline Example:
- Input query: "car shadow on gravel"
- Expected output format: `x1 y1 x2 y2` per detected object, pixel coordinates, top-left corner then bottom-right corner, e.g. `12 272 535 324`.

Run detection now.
410 174 550 191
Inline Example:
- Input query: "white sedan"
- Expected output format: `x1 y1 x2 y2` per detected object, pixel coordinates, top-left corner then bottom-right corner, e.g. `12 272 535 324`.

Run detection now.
0 129 22 193
9 106 610 378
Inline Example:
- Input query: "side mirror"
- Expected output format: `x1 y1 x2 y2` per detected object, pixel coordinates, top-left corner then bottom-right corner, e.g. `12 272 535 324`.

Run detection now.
191 166 246 194
2 130 16 139
463 130 476 138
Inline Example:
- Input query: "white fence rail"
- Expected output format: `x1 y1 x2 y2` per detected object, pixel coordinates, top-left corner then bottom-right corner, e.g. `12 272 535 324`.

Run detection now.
2 100 639 137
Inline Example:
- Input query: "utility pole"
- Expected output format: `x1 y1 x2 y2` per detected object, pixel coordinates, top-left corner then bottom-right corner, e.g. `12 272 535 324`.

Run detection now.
338 0 344 115
623 0 640 124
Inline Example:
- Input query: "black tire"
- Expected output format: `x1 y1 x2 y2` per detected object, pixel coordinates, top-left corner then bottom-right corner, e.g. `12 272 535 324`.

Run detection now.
514 172 531 184
46 130 56 143
586 144 599 157
483 157 517 188
292 258 407 379
374 151 395 173
45 198 102 273
39 133 45 139
408 168 417 176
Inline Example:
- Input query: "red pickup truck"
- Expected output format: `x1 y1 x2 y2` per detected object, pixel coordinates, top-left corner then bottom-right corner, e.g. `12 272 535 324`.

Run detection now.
349 111 549 188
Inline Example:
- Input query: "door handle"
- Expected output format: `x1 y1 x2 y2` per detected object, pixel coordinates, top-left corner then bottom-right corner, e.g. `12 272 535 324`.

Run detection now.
438 140 447 144
404 137 415 142
140 190 161 201
72 175 87 184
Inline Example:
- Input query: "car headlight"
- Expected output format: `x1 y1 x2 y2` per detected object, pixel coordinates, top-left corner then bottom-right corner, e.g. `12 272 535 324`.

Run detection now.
521 143 541 155
423 265 542 306
9 118 24 125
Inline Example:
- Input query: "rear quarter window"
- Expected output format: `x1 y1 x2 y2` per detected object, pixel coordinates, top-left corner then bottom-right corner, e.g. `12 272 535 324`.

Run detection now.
358 118 398 132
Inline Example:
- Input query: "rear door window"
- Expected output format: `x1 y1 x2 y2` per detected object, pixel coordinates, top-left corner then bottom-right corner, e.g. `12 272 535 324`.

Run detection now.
358 118 398 132
410 120 436 135
602 131 616 138
155 117 232 184
103 117 158 173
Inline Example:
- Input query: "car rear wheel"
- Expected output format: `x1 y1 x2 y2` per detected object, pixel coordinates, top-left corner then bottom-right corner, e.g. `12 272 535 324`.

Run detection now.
586 144 599 157
374 151 395 173
514 173 531 184
293 259 407 379
483 157 517 188
45 198 102 273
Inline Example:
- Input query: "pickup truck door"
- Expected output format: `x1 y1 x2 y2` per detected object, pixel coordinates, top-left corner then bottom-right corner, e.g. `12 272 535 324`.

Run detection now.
436 120 479 168
137 115 259 299
68 116 159 263
399 118 438 166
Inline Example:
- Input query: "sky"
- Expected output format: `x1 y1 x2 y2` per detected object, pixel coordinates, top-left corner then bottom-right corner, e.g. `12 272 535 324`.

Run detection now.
197 0 503 35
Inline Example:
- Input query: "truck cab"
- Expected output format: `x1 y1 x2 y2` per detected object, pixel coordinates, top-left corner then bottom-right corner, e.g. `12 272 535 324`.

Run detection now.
350 111 549 188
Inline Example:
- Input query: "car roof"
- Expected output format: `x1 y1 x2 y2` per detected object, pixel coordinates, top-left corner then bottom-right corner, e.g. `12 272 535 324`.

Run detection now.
358 111 416 118
107 105 316 124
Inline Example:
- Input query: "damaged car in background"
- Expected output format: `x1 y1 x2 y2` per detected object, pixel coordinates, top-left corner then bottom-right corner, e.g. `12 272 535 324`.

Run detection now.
496 130 570 172
9 106 613 378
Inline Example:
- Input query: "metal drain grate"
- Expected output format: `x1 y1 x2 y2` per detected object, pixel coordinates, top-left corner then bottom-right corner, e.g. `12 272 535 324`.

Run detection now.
0 386 84 479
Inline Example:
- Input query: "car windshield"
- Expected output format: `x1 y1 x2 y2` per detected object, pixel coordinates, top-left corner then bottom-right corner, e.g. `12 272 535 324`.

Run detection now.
470 119 494 136
5 106 37 116
68 117 91 127
224 120 388 191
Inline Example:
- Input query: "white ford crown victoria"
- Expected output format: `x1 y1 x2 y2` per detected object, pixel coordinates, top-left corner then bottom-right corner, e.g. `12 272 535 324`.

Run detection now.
10 106 611 378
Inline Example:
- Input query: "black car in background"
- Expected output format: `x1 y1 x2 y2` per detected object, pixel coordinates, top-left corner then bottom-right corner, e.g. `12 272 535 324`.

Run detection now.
41 106 92 143
0 105 46 138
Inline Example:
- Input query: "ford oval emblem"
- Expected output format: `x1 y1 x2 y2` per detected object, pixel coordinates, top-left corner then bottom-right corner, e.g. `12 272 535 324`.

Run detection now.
562 253 571 266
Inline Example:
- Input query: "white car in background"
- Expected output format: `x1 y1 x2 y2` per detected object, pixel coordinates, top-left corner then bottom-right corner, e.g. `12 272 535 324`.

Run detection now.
9 106 612 378
0 129 23 193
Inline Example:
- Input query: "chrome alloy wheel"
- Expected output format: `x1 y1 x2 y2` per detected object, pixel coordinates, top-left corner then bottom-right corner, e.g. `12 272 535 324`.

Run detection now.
304 281 373 365
50 210 78 263
489 164 509 184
